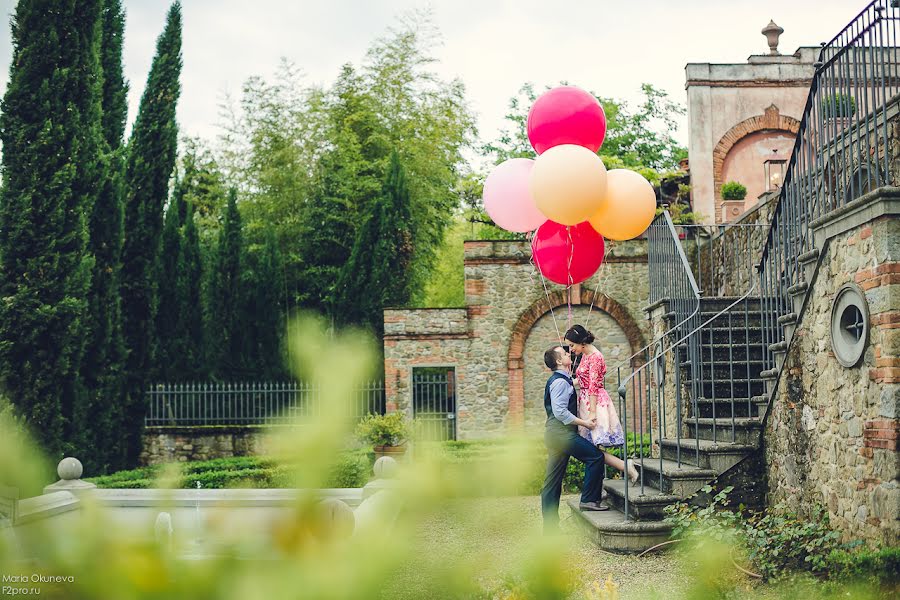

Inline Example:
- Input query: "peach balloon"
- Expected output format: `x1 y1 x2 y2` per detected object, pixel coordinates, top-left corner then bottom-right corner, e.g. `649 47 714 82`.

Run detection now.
529 144 608 226
588 169 657 241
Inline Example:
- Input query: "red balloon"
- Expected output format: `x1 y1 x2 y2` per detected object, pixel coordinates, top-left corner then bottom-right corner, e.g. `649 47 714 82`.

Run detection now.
531 221 605 285
527 86 607 155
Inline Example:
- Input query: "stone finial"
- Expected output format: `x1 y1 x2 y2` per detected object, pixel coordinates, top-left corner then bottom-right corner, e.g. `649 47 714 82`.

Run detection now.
43 456 96 495
57 457 83 481
373 456 398 479
762 20 784 55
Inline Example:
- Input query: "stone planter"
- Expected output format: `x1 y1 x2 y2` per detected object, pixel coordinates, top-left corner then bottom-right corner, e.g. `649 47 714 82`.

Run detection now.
373 444 407 460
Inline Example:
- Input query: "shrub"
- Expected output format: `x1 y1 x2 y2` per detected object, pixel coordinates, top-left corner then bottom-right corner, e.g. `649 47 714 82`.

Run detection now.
720 181 747 200
355 412 409 447
821 93 857 118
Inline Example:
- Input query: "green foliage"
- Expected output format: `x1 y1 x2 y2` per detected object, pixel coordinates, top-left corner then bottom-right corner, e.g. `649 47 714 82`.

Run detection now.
85 452 372 489
821 93 857 118
82 0 129 474
355 412 410 447
206 188 245 378
155 200 183 380
120 2 182 463
338 151 415 336
0 0 104 459
219 15 476 319
656 203 701 225
240 227 288 380
173 204 207 379
664 487 892 585
721 180 748 200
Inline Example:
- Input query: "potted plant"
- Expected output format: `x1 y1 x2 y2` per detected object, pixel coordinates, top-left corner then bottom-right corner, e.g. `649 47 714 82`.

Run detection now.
355 412 409 459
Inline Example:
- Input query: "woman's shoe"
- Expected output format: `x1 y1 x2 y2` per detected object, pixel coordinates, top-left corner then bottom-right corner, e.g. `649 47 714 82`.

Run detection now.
627 462 639 486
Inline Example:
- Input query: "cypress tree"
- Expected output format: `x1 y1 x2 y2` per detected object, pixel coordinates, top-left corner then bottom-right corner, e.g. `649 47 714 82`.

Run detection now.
120 2 182 463
338 150 414 338
155 199 182 380
207 188 244 379
246 229 285 380
82 0 129 473
0 0 104 457
176 203 205 380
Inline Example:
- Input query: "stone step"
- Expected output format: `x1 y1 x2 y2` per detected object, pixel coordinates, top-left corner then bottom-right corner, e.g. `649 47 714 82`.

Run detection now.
602 478 679 521
566 498 674 554
697 297 763 312
691 397 763 419
658 438 757 472
686 417 764 445
632 457 718 496
697 312 765 328
680 360 765 381
678 343 766 363
688 379 767 399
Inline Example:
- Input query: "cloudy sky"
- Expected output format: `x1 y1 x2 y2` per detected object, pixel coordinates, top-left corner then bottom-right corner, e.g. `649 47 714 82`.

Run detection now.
0 0 858 155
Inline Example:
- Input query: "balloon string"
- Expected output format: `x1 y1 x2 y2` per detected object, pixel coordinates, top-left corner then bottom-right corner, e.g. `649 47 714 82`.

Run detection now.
533 229 563 347
567 226 575 331
584 237 612 332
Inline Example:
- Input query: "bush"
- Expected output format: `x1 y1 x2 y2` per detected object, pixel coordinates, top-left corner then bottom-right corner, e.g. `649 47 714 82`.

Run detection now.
821 92 857 118
86 452 372 489
720 181 747 200
664 487 894 584
355 412 409 447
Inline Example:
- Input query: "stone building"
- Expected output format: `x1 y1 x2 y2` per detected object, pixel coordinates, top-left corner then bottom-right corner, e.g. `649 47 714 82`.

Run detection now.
383 240 650 439
383 8 899 551
686 22 817 224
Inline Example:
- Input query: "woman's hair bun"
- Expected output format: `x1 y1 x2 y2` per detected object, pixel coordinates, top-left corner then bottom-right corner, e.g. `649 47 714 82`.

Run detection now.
564 324 594 345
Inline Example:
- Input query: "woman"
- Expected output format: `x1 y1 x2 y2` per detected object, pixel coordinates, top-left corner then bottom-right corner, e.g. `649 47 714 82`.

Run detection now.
564 324 639 485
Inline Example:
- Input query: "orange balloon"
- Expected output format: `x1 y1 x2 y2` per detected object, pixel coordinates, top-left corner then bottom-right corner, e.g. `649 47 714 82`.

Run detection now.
529 144 607 226
588 169 656 240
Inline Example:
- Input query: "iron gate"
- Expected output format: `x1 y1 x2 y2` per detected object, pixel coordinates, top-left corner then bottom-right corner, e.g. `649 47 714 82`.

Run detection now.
412 367 456 441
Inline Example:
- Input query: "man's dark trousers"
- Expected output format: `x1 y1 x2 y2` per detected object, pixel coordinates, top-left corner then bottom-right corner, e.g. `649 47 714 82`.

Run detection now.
541 424 606 531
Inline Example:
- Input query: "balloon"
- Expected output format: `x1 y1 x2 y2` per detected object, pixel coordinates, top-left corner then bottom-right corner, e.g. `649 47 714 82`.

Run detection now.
530 144 608 226
588 169 657 241
482 158 547 233
531 220 605 285
527 86 607 155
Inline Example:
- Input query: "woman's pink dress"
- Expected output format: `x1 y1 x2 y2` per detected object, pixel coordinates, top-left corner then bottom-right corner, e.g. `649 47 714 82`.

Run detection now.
576 352 625 447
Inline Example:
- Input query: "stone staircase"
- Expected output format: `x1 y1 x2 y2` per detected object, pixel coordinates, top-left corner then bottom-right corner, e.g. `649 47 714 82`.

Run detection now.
568 297 772 553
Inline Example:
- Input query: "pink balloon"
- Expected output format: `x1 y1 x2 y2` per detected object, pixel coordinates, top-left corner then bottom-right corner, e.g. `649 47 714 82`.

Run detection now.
483 158 547 233
531 221 605 285
527 86 607 155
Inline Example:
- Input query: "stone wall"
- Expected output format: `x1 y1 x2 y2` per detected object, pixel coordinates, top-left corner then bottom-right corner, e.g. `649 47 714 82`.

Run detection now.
383 240 650 439
764 208 899 546
141 426 280 465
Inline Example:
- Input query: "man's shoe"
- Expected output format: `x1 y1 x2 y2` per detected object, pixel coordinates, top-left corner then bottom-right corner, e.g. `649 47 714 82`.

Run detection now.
579 501 610 512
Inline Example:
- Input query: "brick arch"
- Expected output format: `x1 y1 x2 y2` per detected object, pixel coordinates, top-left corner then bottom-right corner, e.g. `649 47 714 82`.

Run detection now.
712 104 800 201
505 287 647 426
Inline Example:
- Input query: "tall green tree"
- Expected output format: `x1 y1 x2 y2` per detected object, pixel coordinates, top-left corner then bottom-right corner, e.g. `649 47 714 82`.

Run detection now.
207 189 244 379
338 151 414 337
82 0 129 473
174 203 205 380
120 2 182 463
238 229 286 380
155 199 182 380
0 0 104 457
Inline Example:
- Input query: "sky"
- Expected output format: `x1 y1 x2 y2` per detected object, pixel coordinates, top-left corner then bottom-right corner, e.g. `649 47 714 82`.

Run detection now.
0 0 860 158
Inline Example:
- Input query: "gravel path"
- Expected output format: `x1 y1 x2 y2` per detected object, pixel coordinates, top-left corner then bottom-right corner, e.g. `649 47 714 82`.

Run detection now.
381 494 693 599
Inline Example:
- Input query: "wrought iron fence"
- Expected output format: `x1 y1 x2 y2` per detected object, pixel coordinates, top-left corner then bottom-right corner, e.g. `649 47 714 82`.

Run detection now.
145 381 386 426
759 0 900 373
412 368 457 441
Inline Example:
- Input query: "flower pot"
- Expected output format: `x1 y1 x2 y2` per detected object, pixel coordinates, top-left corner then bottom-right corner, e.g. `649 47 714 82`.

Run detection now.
373 444 407 460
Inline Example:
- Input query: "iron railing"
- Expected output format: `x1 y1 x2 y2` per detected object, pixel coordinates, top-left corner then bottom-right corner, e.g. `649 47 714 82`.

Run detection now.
617 212 762 521
145 381 386 426
412 369 457 441
759 0 900 375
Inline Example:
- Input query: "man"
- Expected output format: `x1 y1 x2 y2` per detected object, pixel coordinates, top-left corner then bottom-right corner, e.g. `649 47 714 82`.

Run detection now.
540 345 608 533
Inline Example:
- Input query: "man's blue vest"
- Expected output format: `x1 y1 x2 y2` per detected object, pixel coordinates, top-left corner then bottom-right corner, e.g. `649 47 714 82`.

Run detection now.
544 371 578 429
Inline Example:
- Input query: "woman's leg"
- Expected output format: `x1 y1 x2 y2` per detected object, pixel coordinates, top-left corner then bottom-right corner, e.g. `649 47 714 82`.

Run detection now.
602 451 626 473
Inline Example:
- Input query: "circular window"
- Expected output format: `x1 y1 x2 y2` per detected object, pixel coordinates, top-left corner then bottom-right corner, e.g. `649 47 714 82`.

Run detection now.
831 283 869 367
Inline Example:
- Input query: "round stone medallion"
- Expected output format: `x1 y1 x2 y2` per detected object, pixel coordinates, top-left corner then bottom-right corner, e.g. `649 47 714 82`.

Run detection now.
830 283 869 368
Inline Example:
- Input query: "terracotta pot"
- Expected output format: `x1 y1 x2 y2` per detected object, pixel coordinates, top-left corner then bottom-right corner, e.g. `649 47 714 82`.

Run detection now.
373 444 407 460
